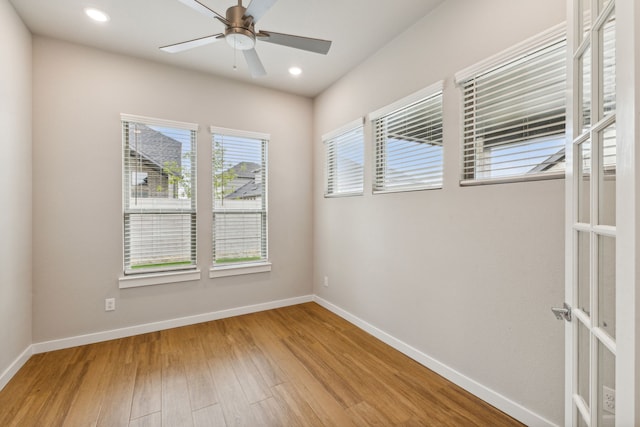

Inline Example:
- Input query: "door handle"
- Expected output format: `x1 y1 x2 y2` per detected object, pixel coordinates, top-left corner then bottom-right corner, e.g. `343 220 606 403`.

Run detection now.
551 303 572 322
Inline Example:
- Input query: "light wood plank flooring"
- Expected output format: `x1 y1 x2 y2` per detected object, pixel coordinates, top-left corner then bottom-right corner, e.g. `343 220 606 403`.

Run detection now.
0 303 524 426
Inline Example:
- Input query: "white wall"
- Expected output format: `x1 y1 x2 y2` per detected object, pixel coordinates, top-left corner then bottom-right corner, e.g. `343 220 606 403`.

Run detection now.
32 37 313 342
313 0 566 424
0 0 32 381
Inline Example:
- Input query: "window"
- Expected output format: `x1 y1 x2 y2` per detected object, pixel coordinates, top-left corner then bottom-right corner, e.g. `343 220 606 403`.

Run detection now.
121 114 197 275
324 119 364 197
456 25 566 184
370 82 444 193
212 127 268 269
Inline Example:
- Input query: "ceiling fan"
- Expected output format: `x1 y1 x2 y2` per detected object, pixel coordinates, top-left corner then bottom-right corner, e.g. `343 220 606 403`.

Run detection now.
160 0 332 78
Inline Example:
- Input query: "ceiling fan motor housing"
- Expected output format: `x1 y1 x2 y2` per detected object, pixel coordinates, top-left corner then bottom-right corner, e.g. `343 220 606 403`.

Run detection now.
225 5 256 50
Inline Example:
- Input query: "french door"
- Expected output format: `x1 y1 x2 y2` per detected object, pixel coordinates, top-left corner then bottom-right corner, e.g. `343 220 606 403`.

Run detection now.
566 0 617 426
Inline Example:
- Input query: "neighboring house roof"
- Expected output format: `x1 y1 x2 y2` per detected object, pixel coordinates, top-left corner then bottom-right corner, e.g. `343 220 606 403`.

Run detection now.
529 147 566 173
226 181 263 199
228 162 261 179
224 162 263 200
129 124 182 173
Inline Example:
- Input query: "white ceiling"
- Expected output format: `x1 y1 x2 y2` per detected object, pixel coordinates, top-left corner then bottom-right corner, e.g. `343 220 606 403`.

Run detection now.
9 0 443 97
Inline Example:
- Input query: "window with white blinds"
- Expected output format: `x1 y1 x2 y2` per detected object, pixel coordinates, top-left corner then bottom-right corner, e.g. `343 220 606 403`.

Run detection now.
370 82 444 193
457 26 567 184
122 114 197 275
212 127 268 267
324 119 364 197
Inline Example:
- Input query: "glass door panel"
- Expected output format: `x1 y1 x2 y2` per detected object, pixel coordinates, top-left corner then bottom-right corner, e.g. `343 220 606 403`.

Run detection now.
600 12 616 117
581 0 592 41
577 231 591 315
578 140 591 223
597 234 616 338
597 342 616 426
581 47 592 133
599 124 616 226
577 321 591 407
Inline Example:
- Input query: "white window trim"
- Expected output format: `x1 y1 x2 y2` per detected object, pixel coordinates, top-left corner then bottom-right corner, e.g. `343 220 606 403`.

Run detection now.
119 269 202 289
210 126 270 141
322 117 364 141
209 261 272 278
323 117 365 198
454 22 566 85
121 113 199 131
368 81 444 122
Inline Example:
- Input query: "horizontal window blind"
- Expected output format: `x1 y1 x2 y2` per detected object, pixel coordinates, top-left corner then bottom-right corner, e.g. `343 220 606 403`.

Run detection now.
122 116 197 274
459 35 567 183
372 85 443 193
324 119 364 197
212 128 268 266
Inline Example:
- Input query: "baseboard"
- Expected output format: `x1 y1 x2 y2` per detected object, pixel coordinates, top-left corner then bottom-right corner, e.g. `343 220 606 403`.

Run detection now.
313 296 558 427
0 345 33 392
32 295 313 354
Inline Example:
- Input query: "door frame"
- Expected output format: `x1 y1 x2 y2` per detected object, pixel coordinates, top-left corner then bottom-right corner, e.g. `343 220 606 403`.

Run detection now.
614 0 639 424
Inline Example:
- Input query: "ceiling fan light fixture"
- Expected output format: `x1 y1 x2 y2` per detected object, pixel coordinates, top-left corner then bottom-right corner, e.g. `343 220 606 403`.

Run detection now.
225 29 256 50
84 8 110 23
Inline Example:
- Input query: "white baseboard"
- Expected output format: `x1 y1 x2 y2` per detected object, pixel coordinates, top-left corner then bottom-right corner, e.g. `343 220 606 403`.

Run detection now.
313 296 558 427
32 295 313 354
0 345 33 392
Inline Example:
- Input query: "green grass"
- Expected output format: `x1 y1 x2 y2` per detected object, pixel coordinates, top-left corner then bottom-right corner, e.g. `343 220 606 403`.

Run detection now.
131 260 193 270
215 256 262 264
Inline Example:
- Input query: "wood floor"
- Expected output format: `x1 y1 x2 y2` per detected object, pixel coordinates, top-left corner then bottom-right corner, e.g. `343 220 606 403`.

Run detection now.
0 303 524 426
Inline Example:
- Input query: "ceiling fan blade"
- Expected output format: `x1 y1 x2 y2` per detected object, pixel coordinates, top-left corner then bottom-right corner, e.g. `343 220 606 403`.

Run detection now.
258 31 331 55
177 0 227 23
243 48 267 78
160 34 225 53
244 0 278 23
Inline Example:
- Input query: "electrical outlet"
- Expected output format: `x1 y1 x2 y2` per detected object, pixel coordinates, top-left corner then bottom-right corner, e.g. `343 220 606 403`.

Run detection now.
105 298 116 312
603 386 615 414
323 276 329 287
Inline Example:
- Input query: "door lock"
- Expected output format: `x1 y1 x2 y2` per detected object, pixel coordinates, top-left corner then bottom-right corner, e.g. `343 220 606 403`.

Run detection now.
551 303 572 322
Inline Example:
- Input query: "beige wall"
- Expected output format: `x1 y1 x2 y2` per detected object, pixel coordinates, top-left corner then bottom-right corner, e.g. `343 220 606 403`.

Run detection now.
0 0 32 378
313 0 566 424
32 37 313 342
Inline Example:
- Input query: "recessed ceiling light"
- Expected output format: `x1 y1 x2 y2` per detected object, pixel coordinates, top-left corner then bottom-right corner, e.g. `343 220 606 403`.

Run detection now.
85 8 110 23
288 66 302 76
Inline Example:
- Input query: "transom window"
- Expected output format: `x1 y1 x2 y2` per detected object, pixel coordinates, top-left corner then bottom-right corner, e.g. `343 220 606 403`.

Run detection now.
324 119 364 197
370 82 444 193
456 25 567 184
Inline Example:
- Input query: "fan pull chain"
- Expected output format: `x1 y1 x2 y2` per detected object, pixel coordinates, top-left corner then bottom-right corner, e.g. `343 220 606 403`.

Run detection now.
233 38 237 70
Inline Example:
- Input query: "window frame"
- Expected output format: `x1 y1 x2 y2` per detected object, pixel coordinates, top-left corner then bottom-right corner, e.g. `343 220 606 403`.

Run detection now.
323 118 365 198
455 23 567 185
369 81 445 194
210 126 271 278
119 114 200 288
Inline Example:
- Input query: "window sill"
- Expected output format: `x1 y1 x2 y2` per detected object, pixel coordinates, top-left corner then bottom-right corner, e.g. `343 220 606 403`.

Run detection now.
119 269 202 289
324 192 364 198
210 262 272 278
460 171 565 186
